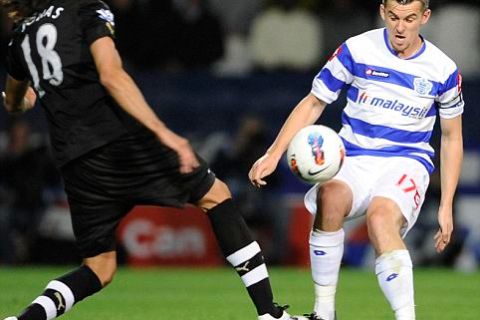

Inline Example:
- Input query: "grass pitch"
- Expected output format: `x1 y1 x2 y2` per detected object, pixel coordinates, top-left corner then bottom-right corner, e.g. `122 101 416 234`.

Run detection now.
0 267 479 319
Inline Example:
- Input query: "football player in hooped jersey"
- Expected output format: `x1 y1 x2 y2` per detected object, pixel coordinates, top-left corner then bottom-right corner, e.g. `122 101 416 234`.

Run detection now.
0 1 301 320
249 0 463 319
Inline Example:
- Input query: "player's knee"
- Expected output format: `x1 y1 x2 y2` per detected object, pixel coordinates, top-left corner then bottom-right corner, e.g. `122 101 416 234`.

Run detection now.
89 263 117 287
197 178 232 211
101 268 116 287
315 182 351 227
366 200 401 237
366 208 386 237
318 182 351 208
213 178 231 196
84 254 118 287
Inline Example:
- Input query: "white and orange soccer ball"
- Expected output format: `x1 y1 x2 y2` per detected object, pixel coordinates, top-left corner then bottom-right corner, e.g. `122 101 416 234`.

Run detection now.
287 125 345 184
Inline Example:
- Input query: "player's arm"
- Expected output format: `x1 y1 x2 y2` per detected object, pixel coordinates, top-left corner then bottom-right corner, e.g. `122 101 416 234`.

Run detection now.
2 75 36 114
89 37 199 173
434 115 463 253
249 94 327 187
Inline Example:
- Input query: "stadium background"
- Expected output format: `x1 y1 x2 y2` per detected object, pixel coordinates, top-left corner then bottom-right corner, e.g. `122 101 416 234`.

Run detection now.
0 0 479 318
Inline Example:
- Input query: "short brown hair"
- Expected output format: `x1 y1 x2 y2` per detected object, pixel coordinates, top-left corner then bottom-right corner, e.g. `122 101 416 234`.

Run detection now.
382 0 430 10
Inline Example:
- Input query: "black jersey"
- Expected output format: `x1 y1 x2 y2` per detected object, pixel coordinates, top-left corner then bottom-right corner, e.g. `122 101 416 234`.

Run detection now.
6 0 137 166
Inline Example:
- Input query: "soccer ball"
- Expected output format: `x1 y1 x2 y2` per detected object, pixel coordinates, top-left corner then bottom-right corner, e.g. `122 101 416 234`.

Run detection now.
287 125 345 184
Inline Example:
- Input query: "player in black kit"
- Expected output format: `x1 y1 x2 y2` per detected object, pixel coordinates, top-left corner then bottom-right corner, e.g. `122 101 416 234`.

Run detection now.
0 1 300 319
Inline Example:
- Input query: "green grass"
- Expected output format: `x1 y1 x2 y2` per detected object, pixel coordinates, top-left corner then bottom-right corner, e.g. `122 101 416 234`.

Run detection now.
0 267 479 319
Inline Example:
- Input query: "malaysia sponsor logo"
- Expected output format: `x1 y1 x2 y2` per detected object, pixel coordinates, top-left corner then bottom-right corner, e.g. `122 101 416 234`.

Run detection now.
413 77 433 95
357 91 430 119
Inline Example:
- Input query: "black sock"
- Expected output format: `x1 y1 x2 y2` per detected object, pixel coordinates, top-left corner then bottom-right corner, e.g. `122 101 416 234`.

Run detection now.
18 265 102 320
207 199 282 317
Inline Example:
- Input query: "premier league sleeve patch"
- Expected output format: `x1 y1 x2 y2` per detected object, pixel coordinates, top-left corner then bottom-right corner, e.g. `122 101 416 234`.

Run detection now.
79 1 117 44
96 8 114 25
96 8 115 36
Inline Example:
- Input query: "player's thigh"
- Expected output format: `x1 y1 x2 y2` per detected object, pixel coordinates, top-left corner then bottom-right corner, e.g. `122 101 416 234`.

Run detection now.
69 129 216 208
195 178 232 211
371 157 430 236
367 196 405 226
62 158 134 259
366 196 405 236
305 156 371 220
68 198 133 260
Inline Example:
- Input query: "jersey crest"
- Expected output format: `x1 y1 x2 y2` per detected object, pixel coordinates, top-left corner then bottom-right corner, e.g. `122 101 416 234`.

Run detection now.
413 77 433 95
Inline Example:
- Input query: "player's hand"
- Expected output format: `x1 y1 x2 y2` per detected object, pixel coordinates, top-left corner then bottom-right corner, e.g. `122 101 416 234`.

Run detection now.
157 129 199 174
434 205 454 253
24 87 37 109
2 87 36 113
248 152 281 188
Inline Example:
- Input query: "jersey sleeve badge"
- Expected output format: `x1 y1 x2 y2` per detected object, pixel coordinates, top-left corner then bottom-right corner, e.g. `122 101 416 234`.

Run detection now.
328 45 343 62
96 8 115 36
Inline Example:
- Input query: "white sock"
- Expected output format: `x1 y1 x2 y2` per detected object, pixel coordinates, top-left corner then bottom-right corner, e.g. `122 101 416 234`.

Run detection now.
375 250 415 320
310 229 344 320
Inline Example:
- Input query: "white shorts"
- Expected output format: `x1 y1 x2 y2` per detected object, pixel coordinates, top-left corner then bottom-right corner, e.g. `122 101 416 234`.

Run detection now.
304 156 430 236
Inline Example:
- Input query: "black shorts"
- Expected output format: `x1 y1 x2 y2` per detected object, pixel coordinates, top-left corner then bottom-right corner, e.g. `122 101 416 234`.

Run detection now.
61 130 215 258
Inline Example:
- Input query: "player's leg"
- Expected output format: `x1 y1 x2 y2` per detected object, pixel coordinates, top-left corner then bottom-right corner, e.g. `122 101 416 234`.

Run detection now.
5 152 132 320
304 155 373 320
8 251 117 320
307 180 352 320
368 160 429 320
196 178 292 320
367 197 414 320
6 198 125 320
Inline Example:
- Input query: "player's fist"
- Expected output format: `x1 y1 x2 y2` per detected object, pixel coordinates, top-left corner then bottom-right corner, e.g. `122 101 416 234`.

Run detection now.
25 87 37 108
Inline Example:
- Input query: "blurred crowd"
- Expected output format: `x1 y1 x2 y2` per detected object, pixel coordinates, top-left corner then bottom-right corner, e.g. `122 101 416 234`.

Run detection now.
0 0 479 268
1 0 479 76
0 120 62 264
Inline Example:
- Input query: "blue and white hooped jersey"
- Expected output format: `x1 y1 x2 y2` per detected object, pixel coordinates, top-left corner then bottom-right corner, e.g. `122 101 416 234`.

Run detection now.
311 28 464 173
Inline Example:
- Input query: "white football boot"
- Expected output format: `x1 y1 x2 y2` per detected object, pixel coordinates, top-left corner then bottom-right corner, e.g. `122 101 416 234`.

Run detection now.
3 317 18 320
258 311 310 320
